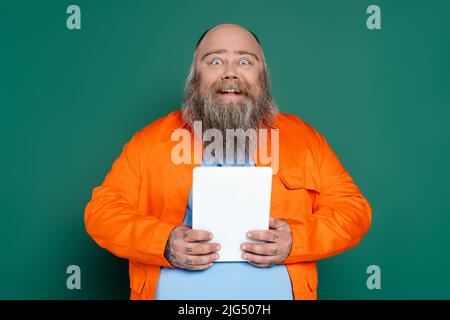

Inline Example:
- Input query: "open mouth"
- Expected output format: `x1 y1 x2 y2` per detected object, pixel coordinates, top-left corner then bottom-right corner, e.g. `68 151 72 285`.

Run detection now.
217 89 243 98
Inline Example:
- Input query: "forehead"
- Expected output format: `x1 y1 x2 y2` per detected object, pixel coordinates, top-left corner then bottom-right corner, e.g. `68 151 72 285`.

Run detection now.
196 26 262 60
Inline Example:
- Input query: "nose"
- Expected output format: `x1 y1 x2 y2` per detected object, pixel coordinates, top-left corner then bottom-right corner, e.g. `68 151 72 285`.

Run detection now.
222 64 239 81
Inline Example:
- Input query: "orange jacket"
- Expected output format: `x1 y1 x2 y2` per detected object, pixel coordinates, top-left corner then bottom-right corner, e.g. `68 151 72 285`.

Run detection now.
84 110 372 300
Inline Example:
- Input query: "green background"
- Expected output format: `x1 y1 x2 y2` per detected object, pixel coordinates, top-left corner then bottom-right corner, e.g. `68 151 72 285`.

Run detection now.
1 0 449 299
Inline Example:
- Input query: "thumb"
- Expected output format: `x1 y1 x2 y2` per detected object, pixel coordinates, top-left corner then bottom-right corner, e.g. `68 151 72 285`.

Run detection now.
269 217 278 229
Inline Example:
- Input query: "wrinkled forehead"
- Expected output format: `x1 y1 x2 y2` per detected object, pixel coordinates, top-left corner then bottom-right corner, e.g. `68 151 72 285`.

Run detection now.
195 26 264 63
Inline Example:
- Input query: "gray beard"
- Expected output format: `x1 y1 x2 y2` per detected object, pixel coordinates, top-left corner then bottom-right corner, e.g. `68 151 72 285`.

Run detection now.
200 93 260 164
181 70 277 164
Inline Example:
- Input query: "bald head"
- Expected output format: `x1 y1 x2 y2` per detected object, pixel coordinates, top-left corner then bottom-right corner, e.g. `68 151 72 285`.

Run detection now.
194 24 265 66
195 24 262 49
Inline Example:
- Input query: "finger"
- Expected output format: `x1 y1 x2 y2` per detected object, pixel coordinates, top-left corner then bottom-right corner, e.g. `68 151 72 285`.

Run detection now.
184 252 219 266
185 243 221 255
183 263 214 271
247 261 272 268
182 229 213 242
247 230 280 242
241 242 280 256
242 252 281 265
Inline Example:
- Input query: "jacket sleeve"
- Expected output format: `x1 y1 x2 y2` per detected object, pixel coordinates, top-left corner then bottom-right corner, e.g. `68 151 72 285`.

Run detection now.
84 129 176 267
284 132 372 263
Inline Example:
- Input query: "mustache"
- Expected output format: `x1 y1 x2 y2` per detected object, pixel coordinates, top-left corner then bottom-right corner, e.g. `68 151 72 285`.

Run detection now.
209 80 253 97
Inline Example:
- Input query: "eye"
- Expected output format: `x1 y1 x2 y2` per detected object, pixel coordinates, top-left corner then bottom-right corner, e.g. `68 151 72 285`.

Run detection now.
211 59 222 65
239 58 251 65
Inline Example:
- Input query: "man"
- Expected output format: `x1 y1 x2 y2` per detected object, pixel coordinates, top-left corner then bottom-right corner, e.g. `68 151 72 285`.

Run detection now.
84 24 372 300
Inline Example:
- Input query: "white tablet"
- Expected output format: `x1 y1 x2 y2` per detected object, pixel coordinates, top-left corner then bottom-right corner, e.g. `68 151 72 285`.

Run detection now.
192 166 273 262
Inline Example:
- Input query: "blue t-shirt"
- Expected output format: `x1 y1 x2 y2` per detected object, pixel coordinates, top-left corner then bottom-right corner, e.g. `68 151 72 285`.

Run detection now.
155 157 293 300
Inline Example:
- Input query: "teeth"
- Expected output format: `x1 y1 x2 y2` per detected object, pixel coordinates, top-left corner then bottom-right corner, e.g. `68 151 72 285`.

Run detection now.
222 89 239 93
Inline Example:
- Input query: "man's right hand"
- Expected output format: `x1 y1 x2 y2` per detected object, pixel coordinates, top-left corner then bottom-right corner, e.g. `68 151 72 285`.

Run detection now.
164 225 221 270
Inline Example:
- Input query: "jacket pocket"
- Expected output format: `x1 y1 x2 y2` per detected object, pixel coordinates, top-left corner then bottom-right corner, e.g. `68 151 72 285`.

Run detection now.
279 166 321 191
129 263 147 295
287 263 318 300
278 166 321 217
306 267 318 291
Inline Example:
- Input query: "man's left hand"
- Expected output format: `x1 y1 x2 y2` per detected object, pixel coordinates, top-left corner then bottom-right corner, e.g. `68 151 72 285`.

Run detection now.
241 217 293 267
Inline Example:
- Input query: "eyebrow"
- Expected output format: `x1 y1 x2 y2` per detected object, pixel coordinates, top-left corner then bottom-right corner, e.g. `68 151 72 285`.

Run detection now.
200 49 260 62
